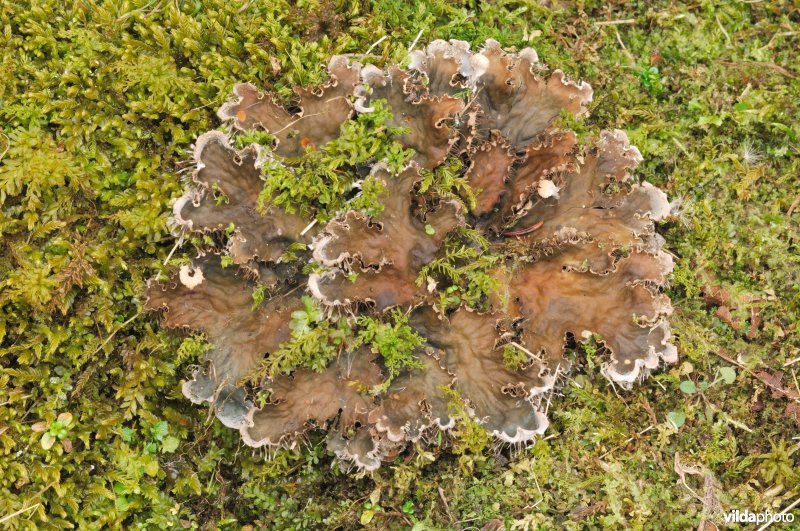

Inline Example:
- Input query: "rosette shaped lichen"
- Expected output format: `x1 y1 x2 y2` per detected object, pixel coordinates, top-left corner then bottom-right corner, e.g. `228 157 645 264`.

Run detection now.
146 40 676 471
309 162 464 311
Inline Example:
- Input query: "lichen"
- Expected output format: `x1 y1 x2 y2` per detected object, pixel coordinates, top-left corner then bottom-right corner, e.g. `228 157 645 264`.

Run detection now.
146 40 676 471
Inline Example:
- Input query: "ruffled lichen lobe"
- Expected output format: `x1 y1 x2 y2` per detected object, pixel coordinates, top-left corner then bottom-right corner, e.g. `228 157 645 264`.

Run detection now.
147 39 675 471
310 163 464 311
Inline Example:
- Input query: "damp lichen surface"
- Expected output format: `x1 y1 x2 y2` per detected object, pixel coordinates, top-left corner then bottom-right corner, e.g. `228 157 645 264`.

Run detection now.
146 40 676 471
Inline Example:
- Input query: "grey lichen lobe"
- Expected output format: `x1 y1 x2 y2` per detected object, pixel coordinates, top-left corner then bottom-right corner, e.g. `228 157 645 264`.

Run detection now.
146 40 676 471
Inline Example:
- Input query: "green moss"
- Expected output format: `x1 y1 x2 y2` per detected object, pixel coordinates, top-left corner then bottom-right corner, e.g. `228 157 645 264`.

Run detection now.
250 295 351 387
256 99 412 221
1 0 799 528
354 310 427 394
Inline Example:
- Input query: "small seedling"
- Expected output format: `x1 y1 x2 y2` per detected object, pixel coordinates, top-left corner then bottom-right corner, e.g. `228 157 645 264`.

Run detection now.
32 412 74 450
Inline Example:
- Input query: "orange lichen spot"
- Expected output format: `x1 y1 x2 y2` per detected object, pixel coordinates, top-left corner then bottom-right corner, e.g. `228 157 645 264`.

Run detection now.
299 137 316 150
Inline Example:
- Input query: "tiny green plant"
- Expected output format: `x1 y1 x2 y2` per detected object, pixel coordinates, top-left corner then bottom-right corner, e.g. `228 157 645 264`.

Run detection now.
354 310 426 394
638 65 664 96
679 366 737 394
360 500 383 525
32 412 74 450
250 295 351 383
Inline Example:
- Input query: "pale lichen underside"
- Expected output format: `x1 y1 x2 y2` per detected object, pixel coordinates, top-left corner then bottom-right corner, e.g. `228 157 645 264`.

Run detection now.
146 39 675 471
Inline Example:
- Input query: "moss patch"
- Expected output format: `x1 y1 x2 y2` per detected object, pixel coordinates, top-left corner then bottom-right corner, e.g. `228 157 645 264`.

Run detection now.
1 0 798 528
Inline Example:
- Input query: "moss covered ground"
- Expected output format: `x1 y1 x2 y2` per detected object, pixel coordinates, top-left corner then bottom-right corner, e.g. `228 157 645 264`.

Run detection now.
1 0 799 528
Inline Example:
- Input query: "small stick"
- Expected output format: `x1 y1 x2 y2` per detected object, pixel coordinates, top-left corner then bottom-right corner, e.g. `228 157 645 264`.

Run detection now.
300 219 318 236
363 35 387 58
89 312 142 357
715 59 795 79
438 487 455 525
528 470 544 509
786 195 800 217
672 137 689 156
596 19 636 27
163 232 184 266
502 220 543 237
0 503 40 525
715 15 731 44
756 496 800 531
544 367 560 417
372 511 412 526
757 30 799 52
509 341 541 361
407 29 425 53
615 29 636 64
0 395 30 407
600 425 654 459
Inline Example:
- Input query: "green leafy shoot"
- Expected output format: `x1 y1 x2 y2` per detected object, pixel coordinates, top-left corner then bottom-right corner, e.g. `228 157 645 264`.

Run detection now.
638 65 664 96
417 227 501 311
503 344 529 371
32 412 74 450
440 387 491 463
233 129 277 150
249 296 350 382
251 284 266 311
417 156 476 210
580 332 602 370
354 309 426 394
175 334 213 365
256 99 413 221
278 241 310 263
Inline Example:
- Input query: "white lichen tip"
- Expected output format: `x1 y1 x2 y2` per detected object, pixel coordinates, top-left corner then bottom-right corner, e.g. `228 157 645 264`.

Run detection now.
639 181 672 221
491 411 549 443
178 264 204 289
216 82 259 122
537 179 560 199
467 53 490 82
518 47 539 64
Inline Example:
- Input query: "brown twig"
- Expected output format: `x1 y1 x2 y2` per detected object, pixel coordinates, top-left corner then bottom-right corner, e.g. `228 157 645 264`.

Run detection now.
596 19 636 27
89 312 142 357
786 195 800 217
502 220 543 237
438 487 456 526
373 510 412 526
715 59 795 78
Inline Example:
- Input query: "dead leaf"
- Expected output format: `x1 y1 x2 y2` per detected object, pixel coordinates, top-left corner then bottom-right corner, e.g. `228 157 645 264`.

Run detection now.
755 370 785 398
702 285 730 307
481 519 504 531
784 402 800 426
747 307 762 340
650 49 662 66
715 306 740 330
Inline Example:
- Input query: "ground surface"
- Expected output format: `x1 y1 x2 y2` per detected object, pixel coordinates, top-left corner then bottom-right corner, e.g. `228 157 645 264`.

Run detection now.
1 0 799 529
